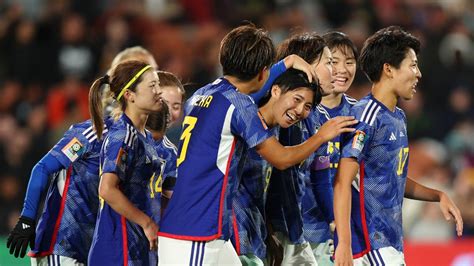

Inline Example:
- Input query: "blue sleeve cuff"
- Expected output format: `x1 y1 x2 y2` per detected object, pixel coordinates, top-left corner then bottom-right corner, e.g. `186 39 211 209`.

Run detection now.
250 59 287 102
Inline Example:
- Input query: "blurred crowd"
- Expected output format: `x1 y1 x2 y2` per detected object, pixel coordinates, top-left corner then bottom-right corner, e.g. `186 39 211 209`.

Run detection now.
0 0 473 242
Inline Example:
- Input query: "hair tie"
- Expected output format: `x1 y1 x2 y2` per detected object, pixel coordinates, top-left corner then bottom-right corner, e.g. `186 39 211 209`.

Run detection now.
101 74 110 86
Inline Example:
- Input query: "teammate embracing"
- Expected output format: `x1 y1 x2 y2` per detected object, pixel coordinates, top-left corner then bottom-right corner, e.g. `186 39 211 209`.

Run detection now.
158 24 356 265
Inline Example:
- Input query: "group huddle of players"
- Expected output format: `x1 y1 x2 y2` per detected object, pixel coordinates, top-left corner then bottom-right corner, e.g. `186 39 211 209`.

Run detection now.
7 23 463 266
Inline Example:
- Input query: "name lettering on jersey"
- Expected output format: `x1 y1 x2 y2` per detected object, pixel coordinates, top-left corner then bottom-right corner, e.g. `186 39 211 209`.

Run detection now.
62 137 84 162
191 95 213 108
352 130 366 151
389 132 397 141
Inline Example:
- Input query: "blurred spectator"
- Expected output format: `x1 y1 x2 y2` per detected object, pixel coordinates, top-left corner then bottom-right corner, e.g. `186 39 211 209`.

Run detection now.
46 77 89 130
453 167 474 236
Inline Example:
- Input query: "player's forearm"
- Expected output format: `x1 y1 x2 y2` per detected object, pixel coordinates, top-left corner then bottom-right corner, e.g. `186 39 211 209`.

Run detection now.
99 178 153 229
404 176 443 202
275 134 325 169
334 158 359 246
334 179 352 245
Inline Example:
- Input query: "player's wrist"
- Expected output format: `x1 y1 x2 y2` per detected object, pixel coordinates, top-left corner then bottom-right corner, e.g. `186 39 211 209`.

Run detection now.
19 216 35 224
283 55 295 69
438 190 448 202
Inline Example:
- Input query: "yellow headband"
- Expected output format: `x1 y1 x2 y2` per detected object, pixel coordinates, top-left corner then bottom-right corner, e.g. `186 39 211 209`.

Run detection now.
116 65 152 101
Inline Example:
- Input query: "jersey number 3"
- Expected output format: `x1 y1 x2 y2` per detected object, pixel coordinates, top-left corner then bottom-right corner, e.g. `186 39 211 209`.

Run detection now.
177 116 197 166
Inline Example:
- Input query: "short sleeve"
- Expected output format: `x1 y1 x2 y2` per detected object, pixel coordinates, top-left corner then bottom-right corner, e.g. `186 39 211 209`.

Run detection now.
49 125 88 168
231 98 272 148
101 131 133 181
340 121 374 163
163 150 177 180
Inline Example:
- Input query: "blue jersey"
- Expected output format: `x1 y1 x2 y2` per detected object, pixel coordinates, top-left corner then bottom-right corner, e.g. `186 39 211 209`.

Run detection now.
321 94 357 179
231 127 276 259
159 78 272 241
337 94 409 257
149 136 178 225
88 114 161 266
266 106 330 244
28 119 112 263
300 107 333 244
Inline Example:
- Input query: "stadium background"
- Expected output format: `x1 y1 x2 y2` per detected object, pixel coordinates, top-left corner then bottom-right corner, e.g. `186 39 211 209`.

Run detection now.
0 0 472 265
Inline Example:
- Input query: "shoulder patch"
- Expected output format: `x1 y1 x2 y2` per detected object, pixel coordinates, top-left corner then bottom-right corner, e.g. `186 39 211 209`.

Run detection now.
351 130 366 151
116 147 128 172
61 137 84 162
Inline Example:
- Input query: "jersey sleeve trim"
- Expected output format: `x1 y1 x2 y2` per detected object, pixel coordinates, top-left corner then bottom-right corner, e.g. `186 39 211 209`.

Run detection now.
353 161 371 259
360 100 381 126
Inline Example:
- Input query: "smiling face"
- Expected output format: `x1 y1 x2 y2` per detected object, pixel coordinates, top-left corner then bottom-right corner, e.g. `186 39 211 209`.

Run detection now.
128 70 162 113
161 85 183 123
312 47 335 96
392 48 422 100
331 46 356 94
271 87 314 128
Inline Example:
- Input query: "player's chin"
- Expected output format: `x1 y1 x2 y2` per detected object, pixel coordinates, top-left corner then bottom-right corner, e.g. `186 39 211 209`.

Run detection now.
402 92 414 100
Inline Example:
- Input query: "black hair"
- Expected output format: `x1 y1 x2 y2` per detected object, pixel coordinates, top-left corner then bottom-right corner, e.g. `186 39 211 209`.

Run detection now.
277 32 326 64
323 31 359 60
219 24 275 81
359 26 420 82
258 69 322 107
146 102 170 133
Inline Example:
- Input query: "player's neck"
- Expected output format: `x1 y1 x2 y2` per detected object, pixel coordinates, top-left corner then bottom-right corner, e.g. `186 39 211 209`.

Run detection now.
258 104 276 128
124 108 148 134
224 75 262 95
321 92 343 109
371 82 398 112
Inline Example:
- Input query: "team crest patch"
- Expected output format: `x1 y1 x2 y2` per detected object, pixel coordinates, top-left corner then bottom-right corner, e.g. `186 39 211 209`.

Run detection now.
352 130 366 151
116 148 127 171
61 137 84 162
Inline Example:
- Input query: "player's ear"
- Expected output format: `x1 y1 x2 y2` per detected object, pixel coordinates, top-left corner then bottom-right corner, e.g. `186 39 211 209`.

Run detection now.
124 90 135 103
257 67 268 82
383 63 394 79
271 85 281 99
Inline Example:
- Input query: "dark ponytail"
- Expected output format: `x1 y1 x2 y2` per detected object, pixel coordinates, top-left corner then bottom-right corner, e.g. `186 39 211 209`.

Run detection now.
89 76 108 139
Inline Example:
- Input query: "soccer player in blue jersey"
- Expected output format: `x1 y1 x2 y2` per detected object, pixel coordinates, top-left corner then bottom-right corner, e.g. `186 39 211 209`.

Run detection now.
6 114 113 264
158 24 356 265
265 32 340 265
87 60 163 266
301 31 359 265
6 48 159 265
321 31 358 179
333 26 463 265
231 69 322 265
147 71 181 224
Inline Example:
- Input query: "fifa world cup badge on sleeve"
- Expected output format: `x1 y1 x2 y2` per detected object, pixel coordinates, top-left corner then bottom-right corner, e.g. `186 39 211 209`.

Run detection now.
116 147 127 172
352 130 366 151
62 137 84 162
